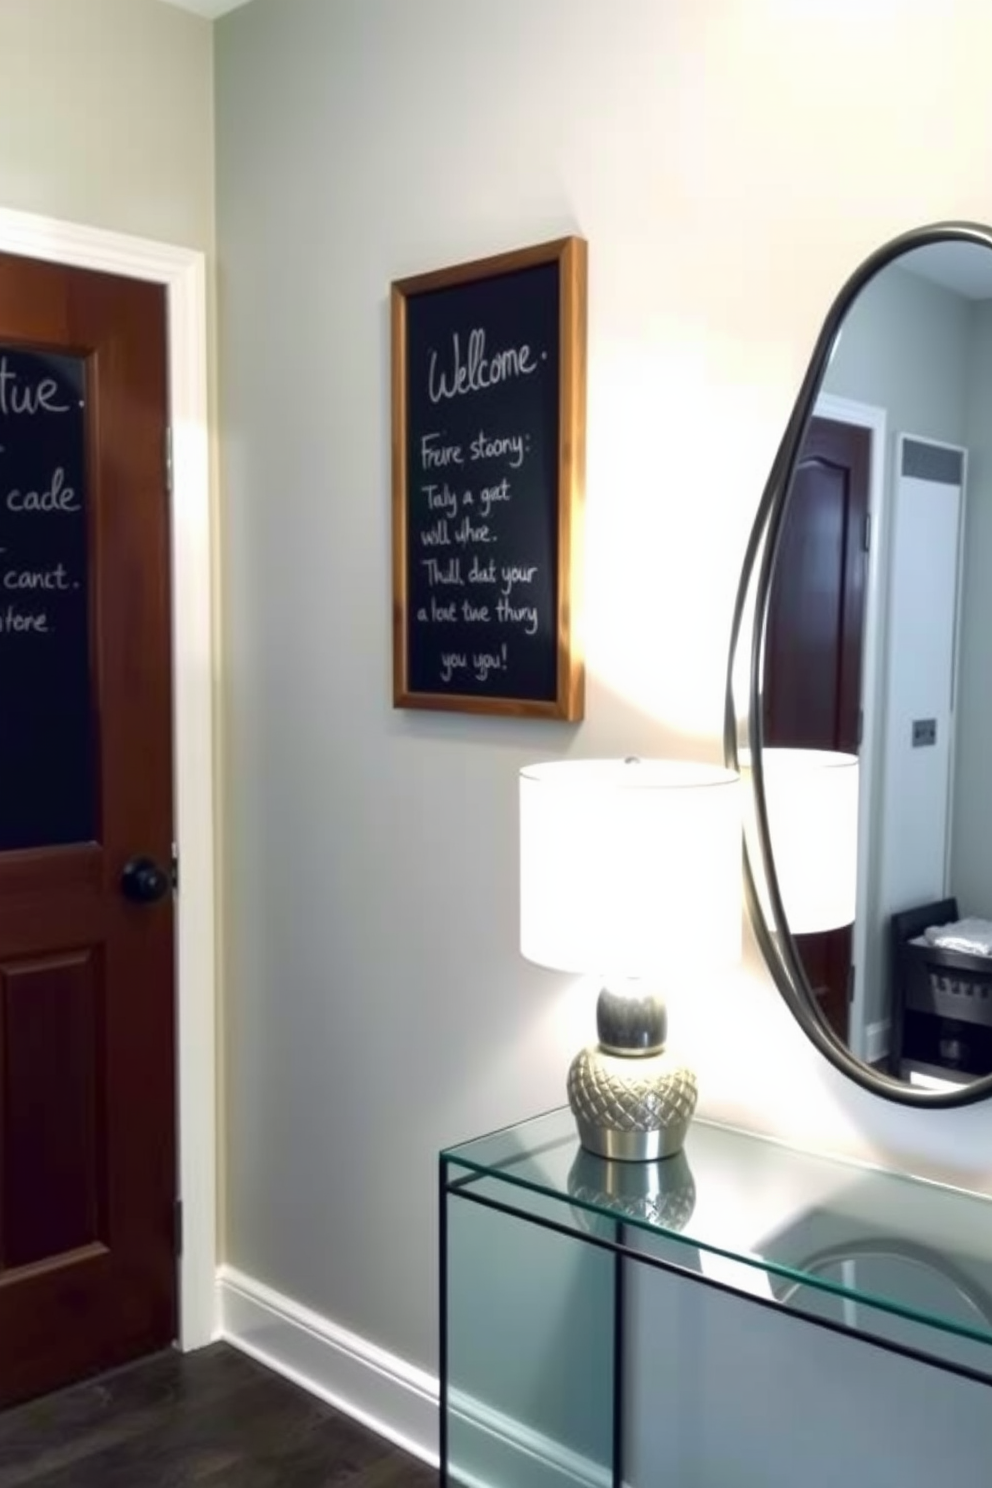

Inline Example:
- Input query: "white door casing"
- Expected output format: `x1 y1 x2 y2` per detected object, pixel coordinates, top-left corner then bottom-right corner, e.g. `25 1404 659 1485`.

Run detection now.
813 393 887 1064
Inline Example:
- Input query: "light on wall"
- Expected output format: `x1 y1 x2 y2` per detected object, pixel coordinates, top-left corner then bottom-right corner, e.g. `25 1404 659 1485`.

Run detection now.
519 758 742 1160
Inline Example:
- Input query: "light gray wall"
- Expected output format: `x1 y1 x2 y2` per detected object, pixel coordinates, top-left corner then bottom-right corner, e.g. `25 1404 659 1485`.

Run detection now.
0 0 214 248
952 299 992 913
822 266 972 1031
0 0 220 1244
215 0 992 1472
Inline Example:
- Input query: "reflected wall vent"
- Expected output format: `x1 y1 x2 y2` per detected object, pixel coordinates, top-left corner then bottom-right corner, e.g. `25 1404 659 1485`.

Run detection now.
901 439 964 486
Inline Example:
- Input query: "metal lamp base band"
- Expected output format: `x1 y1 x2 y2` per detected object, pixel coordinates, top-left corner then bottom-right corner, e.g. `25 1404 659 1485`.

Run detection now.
567 1046 699 1162
572 1119 690 1162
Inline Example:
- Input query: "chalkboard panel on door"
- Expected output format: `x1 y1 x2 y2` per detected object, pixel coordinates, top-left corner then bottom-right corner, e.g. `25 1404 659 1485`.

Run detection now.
0 347 94 850
391 237 587 719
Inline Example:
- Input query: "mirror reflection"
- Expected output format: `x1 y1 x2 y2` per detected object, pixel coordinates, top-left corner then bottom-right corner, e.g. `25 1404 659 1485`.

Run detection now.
764 237 992 1091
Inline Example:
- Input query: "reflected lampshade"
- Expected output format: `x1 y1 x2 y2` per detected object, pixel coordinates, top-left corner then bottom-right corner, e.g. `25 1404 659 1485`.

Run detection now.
748 748 859 934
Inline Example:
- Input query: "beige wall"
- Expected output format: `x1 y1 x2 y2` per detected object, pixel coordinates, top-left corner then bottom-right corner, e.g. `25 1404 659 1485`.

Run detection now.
0 0 213 249
215 0 992 1405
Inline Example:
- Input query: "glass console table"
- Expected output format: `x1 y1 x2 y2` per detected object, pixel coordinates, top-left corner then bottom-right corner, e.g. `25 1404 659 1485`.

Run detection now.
440 1108 992 1488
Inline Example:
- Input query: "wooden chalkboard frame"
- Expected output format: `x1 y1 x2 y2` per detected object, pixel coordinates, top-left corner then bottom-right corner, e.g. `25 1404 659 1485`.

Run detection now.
391 236 587 719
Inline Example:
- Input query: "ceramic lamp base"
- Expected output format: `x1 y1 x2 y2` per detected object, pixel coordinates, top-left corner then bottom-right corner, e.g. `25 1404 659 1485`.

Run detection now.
567 1045 698 1161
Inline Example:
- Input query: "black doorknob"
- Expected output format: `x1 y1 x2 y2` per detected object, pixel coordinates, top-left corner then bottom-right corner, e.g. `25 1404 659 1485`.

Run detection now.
120 855 171 904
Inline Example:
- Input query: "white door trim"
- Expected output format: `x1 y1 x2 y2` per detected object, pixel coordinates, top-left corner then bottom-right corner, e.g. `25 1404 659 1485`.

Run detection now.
814 392 887 1066
0 205 217 1348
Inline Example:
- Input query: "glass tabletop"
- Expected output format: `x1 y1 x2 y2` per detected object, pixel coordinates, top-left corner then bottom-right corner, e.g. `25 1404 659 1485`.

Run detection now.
442 1108 992 1378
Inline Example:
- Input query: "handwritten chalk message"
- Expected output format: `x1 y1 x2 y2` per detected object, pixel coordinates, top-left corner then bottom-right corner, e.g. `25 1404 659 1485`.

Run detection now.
0 348 94 849
402 261 561 700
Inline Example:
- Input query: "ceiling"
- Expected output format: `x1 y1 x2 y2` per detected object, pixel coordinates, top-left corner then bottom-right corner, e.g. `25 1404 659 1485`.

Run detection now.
155 0 254 18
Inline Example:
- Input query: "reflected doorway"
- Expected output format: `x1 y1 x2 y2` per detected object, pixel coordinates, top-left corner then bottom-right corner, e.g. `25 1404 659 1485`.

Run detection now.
762 415 872 1043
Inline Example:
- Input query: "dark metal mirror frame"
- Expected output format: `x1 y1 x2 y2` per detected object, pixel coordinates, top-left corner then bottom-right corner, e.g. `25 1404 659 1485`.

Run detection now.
725 220 992 1107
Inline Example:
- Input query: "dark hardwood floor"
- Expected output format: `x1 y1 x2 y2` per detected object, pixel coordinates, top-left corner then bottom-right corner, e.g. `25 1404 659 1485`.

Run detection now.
0 1343 438 1486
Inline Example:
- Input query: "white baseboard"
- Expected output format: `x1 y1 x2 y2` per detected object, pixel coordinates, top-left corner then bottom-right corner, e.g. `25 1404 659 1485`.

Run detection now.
217 1265 439 1468
217 1265 609 1488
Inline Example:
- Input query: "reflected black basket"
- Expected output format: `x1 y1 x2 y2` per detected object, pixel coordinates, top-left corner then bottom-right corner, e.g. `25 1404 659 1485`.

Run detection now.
890 898 992 1078
900 941 992 1078
902 939 992 1025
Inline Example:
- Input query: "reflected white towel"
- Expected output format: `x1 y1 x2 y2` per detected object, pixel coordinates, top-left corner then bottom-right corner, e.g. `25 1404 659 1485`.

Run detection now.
924 917 992 956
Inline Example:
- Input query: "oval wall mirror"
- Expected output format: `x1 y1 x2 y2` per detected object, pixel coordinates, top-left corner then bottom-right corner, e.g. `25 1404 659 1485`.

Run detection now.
728 222 992 1106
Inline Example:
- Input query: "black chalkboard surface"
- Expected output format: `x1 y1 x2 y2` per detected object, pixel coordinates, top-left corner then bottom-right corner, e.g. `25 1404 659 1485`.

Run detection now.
391 238 586 718
0 347 94 850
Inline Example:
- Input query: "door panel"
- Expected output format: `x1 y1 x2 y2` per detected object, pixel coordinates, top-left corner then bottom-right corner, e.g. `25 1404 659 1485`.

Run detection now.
763 416 871 1043
879 464 962 914
1 949 103 1269
0 253 176 1407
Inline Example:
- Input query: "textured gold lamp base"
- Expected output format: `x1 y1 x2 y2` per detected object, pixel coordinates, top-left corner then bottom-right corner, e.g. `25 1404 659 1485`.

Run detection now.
567 1045 698 1161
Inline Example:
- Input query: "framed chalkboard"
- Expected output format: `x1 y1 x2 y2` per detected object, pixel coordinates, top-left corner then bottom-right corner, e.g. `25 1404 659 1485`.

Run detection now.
391 237 586 718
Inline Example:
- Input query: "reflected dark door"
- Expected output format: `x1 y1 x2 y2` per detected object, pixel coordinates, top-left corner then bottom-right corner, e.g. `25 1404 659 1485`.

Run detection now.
763 416 871 1042
0 254 176 1406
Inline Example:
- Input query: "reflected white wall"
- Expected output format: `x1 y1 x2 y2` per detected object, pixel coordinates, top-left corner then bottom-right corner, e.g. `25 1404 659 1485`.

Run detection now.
954 302 992 912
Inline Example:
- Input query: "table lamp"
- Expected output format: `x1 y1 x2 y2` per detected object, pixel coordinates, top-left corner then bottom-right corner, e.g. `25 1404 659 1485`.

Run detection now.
519 758 742 1161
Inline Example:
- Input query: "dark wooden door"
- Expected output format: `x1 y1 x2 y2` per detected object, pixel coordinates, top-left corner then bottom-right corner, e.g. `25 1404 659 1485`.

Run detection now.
0 253 176 1408
763 416 871 1042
